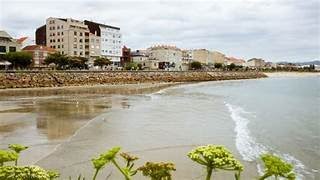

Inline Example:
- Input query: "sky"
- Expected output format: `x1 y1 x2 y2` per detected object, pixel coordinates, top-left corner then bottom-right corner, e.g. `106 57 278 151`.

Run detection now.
0 0 319 62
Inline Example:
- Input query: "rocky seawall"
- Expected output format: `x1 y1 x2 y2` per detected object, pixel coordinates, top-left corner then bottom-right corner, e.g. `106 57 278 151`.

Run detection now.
0 71 267 89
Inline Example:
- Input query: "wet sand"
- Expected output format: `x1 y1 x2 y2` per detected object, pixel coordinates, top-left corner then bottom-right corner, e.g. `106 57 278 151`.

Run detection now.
265 72 320 77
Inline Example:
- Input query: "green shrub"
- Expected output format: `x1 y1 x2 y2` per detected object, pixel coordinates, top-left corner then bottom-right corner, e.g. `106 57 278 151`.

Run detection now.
190 61 202 70
259 153 296 180
138 162 176 180
188 145 243 180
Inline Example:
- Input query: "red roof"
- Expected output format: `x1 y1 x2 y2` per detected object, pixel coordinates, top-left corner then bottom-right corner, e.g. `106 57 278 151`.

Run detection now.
16 37 28 44
22 45 56 52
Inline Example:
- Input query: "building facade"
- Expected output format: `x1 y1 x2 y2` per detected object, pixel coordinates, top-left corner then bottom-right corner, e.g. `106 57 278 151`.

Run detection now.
148 45 182 70
22 45 56 67
84 20 122 66
36 17 122 66
120 46 131 66
192 49 210 64
0 31 22 55
246 58 266 67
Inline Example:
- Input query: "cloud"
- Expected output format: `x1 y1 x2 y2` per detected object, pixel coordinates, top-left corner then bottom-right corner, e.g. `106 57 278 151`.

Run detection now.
0 0 319 62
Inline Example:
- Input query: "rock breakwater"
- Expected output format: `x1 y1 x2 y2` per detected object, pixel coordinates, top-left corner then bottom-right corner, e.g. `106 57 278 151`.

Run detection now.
0 71 267 89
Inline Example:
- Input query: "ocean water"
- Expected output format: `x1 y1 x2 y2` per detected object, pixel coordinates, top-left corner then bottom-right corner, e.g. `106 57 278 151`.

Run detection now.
153 76 319 179
0 76 319 179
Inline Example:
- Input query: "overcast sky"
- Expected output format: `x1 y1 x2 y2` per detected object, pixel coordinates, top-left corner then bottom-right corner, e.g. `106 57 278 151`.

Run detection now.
0 0 319 62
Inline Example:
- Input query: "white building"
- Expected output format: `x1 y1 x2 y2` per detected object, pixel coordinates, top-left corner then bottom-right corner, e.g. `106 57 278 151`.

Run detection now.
100 25 122 66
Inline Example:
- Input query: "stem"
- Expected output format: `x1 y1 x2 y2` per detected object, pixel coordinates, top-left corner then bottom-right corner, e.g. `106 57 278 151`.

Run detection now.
15 159 17 166
112 159 131 180
206 167 213 180
92 169 99 180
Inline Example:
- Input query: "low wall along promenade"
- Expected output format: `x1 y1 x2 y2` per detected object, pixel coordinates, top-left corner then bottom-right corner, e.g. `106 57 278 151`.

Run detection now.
0 71 267 89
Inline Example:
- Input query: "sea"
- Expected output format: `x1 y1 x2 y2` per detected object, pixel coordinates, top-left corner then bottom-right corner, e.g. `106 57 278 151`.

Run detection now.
0 75 319 179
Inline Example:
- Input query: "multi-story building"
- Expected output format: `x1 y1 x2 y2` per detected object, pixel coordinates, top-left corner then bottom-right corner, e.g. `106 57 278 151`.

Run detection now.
84 20 122 66
210 51 226 64
147 45 182 70
192 49 210 64
120 46 131 66
36 17 122 66
225 57 246 66
246 58 266 67
0 30 23 55
22 45 56 67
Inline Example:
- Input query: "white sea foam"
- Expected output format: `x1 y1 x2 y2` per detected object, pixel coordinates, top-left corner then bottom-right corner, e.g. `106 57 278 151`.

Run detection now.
225 103 311 179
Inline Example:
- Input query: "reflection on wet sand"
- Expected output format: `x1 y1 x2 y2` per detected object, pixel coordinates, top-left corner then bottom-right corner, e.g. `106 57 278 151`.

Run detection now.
0 96 115 140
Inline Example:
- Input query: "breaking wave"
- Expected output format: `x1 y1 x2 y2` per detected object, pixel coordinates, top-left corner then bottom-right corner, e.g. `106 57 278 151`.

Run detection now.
225 103 311 179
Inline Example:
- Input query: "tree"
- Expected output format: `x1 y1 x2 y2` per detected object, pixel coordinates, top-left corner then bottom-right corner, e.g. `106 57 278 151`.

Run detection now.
94 57 112 69
259 154 296 180
188 145 243 180
125 62 139 70
69 57 88 69
227 63 236 71
44 53 69 70
190 61 202 70
214 63 223 69
5 52 32 69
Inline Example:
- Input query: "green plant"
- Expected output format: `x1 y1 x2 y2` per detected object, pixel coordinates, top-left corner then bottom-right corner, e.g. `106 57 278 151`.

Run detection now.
119 152 139 178
190 61 202 70
8 144 28 165
214 63 223 69
138 162 176 180
0 150 18 166
259 153 296 180
0 165 59 180
94 57 112 69
91 146 120 180
188 145 243 180
4 52 32 69
125 62 139 70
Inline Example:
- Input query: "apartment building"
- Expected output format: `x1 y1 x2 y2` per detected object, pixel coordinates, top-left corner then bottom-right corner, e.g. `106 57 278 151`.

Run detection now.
246 58 266 67
36 17 122 66
192 49 210 64
148 45 182 70
84 20 122 66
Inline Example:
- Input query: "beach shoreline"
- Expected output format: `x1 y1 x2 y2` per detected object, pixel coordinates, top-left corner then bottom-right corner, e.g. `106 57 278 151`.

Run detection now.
265 71 320 77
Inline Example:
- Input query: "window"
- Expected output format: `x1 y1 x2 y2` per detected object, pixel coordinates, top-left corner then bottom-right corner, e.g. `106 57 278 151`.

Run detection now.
80 52 83 55
57 32 60 36
61 32 64 35
80 45 83 49
79 39 83 43
53 46 56 48
50 39 52 43
74 31 77 36
0 46 6 52
74 51 77 55
57 26 60 29
74 38 77 42
58 45 60 48
53 33 55 36
53 26 55 30
62 45 64 48
74 44 77 48
61 38 64 42
61 25 63 29
96 39 99 43
57 39 60 42
79 32 83 36
61 51 64 55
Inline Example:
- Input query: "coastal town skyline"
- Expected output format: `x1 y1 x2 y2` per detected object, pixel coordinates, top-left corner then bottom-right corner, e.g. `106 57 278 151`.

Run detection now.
1 0 319 62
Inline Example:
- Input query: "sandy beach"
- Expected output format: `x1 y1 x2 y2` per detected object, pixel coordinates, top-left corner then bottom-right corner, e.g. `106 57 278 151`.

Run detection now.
265 72 320 77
